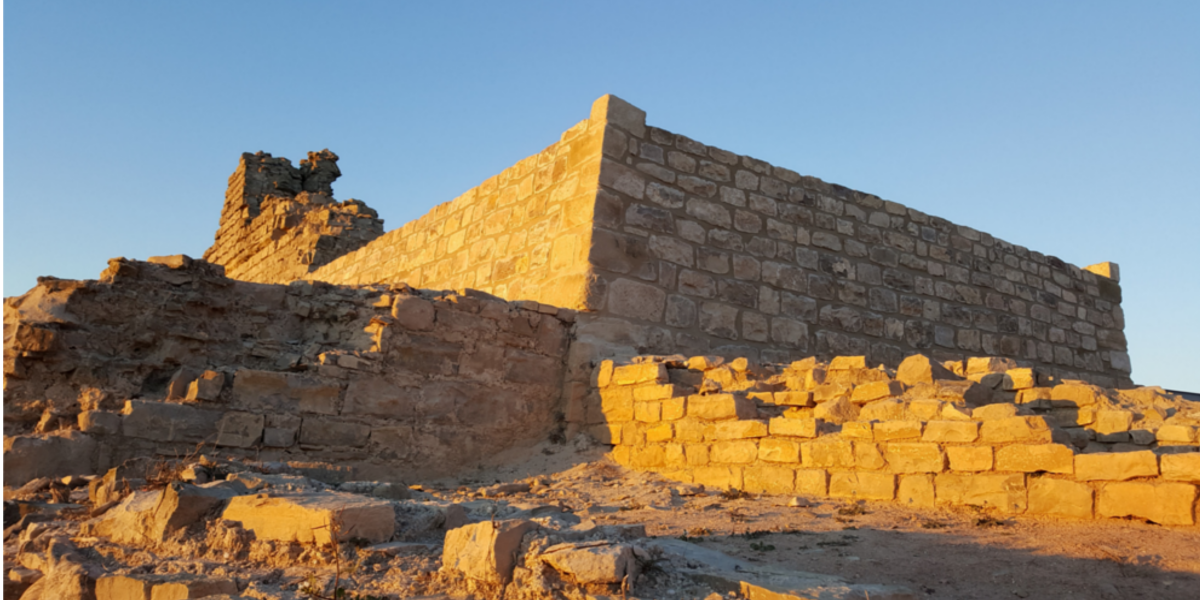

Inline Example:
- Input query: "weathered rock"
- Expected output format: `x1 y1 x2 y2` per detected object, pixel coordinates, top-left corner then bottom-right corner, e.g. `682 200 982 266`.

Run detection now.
95 573 238 600
4 431 98 485
442 520 537 584
221 492 395 544
540 541 638 584
895 354 957 386
17 563 94 600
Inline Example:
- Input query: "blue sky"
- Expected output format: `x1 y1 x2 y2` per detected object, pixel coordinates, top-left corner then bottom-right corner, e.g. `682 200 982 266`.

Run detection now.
5 2 1198 390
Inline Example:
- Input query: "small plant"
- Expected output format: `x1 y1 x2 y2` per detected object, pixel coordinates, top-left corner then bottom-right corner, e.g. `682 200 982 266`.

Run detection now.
837 503 868 516
298 510 382 600
720 488 750 500
749 541 776 552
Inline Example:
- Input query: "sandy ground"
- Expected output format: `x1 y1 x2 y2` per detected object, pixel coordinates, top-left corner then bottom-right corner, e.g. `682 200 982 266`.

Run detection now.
429 440 1200 600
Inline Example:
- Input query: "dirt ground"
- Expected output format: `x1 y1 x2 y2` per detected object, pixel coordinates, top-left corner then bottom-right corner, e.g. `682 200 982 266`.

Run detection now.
430 441 1200 600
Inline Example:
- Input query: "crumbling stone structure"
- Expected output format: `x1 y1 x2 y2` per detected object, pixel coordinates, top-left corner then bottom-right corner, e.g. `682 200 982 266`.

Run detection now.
595 354 1200 525
202 96 1132 390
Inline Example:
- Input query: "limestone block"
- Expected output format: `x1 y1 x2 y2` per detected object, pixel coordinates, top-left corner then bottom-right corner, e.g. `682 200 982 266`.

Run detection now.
122 400 219 443
874 421 922 442
185 370 225 401
710 440 758 464
600 387 634 422
631 445 666 469
801 439 855 469
979 416 1054 444
661 396 687 420
1074 451 1158 481
768 417 819 438
774 391 814 406
635 401 662 423
947 446 993 472
3 430 99 484
1097 482 1196 525
149 481 246 542
1004 368 1038 391
391 294 435 330
645 423 673 443
884 443 946 473
840 421 874 440
1094 409 1134 434
262 427 296 448
1161 453 1200 483
854 442 886 470
972 404 1018 421
707 420 768 440
743 465 796 494
994 444 1074 474
935 473 1027 513
941 404 973 421
591 94 646 138
223 492 396 545
85 490 158 544
908 399 943 420
813 397 859 425
214 411 264 448
829 356 867 370
613 363 668 386
633 384 681 402
688 394 757 420
757 437 801 463
895 354 957 386
850 381 904 404
78 410 121 436
796 469 828 496
1156 424 1196 444
898 474 936 508
692 465 743 490
859 398 906 421
829 472 895 500
607 278 667 322
297 417 370 447
443 520 538 584
1050 383 1105 407
967 357 1018 374
922 421 978 443
540 542 638 584
1027 478 1093 519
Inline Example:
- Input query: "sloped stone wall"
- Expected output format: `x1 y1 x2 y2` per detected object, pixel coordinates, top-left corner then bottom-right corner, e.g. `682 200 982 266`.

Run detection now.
306 113 608 311
3 257 572 483
583 101 1130 387
595 355 1200 526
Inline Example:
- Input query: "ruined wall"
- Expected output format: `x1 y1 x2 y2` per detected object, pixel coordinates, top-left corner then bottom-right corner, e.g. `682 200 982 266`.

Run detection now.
203 150 385 284
595 355 1200 526
3 257 571 484
582 101 1131 388
306 114 608 311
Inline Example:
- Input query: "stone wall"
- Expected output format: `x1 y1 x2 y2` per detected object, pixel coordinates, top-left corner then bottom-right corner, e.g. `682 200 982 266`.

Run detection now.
594 354 1200 526
305 112 609 311
583 100 1130 388
202 150 385 284
3 257 572 484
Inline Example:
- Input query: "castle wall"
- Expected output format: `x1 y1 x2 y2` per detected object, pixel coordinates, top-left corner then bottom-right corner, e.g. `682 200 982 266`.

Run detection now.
581 101 1131 388
307 117 607 311
3 258 572 484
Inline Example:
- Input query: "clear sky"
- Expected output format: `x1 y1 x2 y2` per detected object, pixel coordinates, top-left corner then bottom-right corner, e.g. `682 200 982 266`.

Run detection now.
4 2 1198 390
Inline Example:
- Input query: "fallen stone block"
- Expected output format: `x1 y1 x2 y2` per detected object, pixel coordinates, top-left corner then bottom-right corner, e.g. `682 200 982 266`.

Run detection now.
442 519 537 584
16 563 94 600
895 354 958 386
96 573 239 600
222 492 395 545
148 481 246 542
540 541 638 584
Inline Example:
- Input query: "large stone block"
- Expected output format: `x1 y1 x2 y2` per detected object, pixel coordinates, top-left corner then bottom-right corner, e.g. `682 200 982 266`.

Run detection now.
1161 453 1200 483
122 400 219 443
342 376 415 418
801 439 855 469
298 417 370 447
540 542 638 585
994 444 1074 474
223 491 396 545
688 394 757 420
829 471 895 500
895 354 957 386
1097 482 1196 525
607 278 667 322
710 440 758 464
3 430 99 485
707 420 769 440
444 519 538 584
935 473 1027 513
768 417 819 438
612 363 668 386
921 420 978 443
946 446 993 472
884 443 946 473
979 416 1054 444
743 465 796 495
757 437 801 463
214 411 264 448
1027 477 1093 519
898 474 936 508
1074 451 1158 481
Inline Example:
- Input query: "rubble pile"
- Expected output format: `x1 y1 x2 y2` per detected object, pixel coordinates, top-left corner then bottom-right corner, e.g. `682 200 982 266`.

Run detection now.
597 353 1200 525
